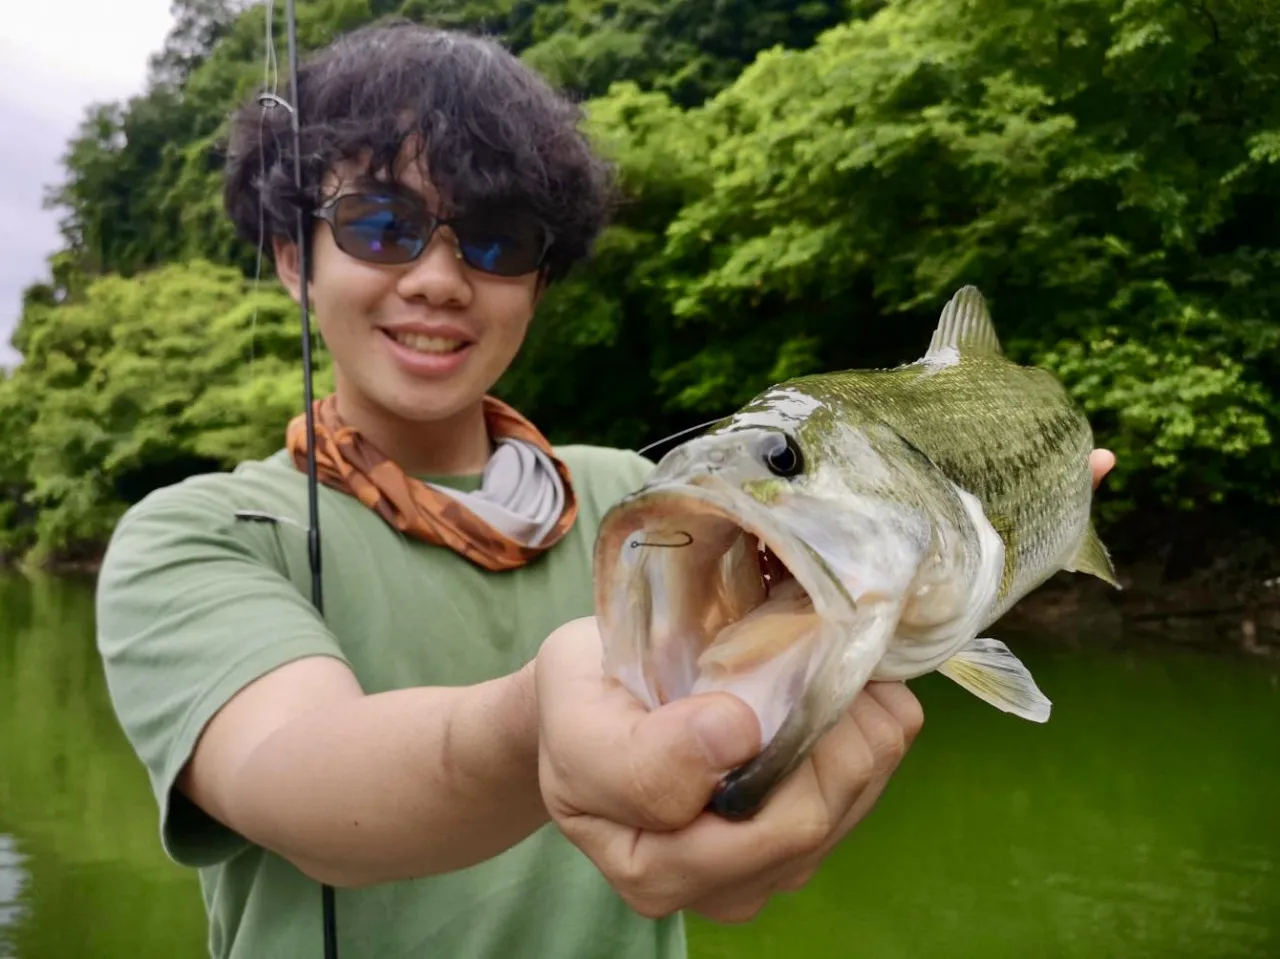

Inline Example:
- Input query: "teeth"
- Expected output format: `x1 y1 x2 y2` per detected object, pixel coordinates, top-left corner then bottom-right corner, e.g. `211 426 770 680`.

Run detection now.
391 331 465 354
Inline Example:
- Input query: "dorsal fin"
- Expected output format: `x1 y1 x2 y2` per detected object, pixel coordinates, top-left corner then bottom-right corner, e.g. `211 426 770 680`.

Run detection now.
923 285 1003 363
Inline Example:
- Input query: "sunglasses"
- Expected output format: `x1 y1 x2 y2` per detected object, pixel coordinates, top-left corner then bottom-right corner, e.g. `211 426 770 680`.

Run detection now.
314 191 554 277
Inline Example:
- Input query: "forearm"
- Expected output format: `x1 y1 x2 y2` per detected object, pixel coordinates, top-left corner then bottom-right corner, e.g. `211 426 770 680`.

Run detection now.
222 660 545 886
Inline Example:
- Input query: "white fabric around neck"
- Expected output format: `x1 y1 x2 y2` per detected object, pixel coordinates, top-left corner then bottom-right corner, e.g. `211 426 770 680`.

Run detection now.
426 437 565 548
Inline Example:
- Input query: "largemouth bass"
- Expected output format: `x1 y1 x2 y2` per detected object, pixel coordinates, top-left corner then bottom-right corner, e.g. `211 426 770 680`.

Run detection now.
593 286 1120 819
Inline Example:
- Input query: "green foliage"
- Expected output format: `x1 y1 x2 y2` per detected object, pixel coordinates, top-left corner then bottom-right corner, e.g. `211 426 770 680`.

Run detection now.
518 0 852 106
4 0 1279 564
566 0 1280 508
2 263 324 561
1039 285 1280 517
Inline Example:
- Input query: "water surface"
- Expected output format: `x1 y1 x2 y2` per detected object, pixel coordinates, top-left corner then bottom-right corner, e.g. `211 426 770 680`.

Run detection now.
1 571 1276 957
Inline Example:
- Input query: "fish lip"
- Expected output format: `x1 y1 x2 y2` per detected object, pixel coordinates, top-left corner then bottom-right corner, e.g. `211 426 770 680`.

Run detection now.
594 475 904 819
593 476 861 704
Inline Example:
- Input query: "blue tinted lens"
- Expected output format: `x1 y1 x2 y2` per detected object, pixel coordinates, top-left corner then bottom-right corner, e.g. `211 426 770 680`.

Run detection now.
458 237 513 273
454 218 548 275
333 196 425 262
329 193 547 274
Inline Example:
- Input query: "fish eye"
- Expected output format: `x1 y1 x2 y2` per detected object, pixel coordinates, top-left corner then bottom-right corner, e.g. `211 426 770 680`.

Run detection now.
763 433 804 478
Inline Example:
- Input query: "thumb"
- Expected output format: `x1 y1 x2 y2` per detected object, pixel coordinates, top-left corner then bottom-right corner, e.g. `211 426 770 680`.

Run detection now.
546 686 762 832
623 691 763 830
535 617 761 831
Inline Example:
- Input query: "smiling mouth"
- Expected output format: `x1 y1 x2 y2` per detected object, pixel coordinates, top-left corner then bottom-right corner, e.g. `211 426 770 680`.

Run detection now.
384 329 471 354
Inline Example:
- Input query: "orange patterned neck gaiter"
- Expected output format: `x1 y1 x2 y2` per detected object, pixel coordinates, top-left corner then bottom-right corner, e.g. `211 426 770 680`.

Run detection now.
285 393 579 571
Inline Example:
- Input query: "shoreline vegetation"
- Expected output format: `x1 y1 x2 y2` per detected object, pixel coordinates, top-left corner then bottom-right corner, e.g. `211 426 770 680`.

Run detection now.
2 0 1278 658
1000 516 1280 659
5 501 1279 658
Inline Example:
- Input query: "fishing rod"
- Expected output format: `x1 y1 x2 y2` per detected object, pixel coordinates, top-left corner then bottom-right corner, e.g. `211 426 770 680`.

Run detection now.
271 0 338 954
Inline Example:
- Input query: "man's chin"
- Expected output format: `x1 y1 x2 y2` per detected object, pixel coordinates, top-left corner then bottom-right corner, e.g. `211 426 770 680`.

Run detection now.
380 384 488 427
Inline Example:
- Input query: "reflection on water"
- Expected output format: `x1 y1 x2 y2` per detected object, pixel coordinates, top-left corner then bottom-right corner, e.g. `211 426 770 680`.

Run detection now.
1 569 1278 958
687 636 1280 959
0 835 27 959
0 572 207 956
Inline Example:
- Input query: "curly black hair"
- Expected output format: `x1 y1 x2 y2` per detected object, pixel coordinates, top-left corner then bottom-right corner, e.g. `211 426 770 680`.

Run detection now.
222 19 615 282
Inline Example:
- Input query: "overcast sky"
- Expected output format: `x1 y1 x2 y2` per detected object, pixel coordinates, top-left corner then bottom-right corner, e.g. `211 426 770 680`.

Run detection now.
0 1 177 369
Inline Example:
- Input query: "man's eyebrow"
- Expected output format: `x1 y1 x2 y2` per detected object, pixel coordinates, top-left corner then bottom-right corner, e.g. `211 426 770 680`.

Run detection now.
323 176 411 204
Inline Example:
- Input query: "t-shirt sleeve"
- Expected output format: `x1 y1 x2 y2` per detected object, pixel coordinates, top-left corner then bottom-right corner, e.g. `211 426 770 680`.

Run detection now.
600 447 655 487
94 477 350 868
616 448 656 485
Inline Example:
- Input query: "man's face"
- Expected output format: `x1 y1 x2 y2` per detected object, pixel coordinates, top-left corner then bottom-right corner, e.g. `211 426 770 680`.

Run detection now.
274 145 544 427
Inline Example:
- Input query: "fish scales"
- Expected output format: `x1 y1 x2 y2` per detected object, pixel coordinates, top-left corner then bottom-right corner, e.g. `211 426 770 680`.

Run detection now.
774 357 1096 624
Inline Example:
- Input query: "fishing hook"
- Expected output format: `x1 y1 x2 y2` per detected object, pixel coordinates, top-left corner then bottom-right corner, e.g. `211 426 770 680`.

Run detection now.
629 531 694 549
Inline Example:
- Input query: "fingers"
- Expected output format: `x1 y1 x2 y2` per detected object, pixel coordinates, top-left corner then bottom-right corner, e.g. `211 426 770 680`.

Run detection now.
1090 448 1116 489
863 681 926 749
684 683 925 917
536 617 762 832
818 682 923 848
539 617 926 922
579 682 923 919
769 682 923 893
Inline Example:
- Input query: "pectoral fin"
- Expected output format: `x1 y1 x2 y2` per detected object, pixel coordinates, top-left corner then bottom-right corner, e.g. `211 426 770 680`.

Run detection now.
936 637 1051 722
1065 521 1120 589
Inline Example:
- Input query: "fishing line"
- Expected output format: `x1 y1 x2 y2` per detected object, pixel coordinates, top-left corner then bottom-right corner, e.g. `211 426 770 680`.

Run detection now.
248 0 281 374
636 416 726 458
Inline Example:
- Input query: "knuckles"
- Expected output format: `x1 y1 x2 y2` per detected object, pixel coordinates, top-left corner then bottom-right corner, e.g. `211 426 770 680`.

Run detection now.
781 808 834 860
865 713 908 773
895 691 926 744
863 682 925 761
608 855 687 920
767 787 836 862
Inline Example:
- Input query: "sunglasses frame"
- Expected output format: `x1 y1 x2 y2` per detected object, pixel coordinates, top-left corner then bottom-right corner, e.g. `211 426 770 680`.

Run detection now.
312 189 555 277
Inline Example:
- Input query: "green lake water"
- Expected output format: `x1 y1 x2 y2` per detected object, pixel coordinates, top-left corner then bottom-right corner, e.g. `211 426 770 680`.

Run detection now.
1 570 1277 957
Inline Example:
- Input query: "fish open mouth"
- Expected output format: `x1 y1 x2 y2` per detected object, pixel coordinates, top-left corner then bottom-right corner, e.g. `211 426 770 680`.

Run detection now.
593 485 858 748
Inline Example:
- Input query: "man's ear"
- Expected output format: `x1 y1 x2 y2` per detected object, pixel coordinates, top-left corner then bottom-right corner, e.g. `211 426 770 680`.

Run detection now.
532 268 551 307
273 236 303 302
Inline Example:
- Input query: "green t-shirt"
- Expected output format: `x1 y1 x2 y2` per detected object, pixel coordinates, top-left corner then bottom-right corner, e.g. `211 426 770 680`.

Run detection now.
95 443 681 959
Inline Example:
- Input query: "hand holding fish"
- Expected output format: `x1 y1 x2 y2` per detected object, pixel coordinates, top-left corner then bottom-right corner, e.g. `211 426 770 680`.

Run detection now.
535 614 924 923
536 446 1109 923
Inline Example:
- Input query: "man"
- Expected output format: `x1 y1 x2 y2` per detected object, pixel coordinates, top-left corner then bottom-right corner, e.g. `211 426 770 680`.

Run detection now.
95 19 1115 959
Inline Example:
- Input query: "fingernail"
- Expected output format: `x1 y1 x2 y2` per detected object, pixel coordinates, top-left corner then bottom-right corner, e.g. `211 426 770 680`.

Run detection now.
692 699 755 770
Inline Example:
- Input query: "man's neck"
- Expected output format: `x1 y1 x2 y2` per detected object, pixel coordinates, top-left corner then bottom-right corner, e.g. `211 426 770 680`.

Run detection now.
336 390 493 477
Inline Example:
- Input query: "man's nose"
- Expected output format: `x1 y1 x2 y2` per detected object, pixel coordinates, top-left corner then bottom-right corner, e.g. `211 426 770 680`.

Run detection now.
395 230 472 307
